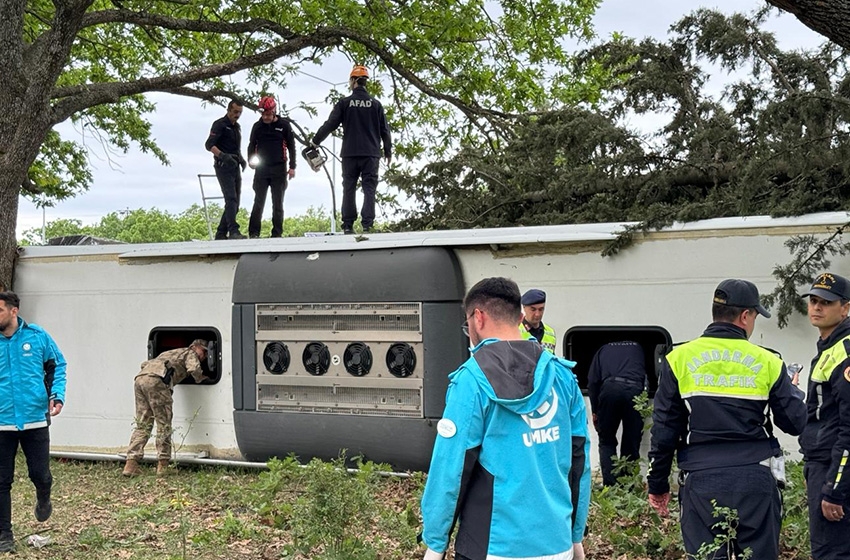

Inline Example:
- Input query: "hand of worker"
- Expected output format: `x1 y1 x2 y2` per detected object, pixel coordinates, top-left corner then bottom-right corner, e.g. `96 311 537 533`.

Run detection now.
572 542 586 560
240 159 247 172
288 168 296 180
592 413 598 431
648 492 670 516
822 499 845 522
49 399 63 416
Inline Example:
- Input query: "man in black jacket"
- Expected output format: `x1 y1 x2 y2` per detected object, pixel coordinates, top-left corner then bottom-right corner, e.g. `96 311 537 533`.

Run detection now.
648 279 806 559
312 65 391 234
247 97 296 238
799 272 850 560
204 100 246 240
588 341 646 486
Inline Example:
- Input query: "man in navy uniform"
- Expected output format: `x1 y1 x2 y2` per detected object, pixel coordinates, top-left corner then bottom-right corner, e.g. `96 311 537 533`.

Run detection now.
799 272 850 560
588 341 646 486
648 279 805 559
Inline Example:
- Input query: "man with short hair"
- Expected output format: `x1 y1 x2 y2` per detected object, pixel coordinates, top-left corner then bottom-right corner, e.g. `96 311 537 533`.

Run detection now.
648 279 806 559
123 340 209 477
312 65 392 234
205 100 247 240
799 272 850 560
421 277 590 560
247 96 296 238
0 292 67 553
519 288 557 353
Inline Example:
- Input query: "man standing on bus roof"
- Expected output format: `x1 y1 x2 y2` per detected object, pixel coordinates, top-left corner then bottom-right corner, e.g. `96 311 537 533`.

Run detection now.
0 291 67 553
648 279 805 559
420 277 589 560
205 100 247 240
519 289 557 353
799 272 850 560
122 340 209 478
311 65 392 235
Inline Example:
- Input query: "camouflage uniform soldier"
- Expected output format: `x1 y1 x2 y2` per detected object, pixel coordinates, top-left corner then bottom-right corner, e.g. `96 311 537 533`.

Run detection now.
122 340 209 477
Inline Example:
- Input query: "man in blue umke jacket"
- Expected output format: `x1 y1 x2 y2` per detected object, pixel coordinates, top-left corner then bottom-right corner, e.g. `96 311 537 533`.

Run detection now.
420 277 590 560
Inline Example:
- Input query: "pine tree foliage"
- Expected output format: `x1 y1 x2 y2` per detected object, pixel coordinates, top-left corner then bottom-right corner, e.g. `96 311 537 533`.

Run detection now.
394 9 850 234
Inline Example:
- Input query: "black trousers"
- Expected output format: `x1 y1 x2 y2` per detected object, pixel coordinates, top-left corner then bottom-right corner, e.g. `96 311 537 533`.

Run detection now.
249 167 288 237
0 428 52 533
805 460 850 560
597 380 643 486
214 163 242 238
679 464 781 560
341 156 380 229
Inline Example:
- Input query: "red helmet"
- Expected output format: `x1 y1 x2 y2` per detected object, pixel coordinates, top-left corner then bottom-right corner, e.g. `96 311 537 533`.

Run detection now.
258 96 276 113
350 65 369 79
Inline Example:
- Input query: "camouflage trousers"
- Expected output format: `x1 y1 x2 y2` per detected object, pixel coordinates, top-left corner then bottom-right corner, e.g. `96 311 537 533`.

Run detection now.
126 374 174 461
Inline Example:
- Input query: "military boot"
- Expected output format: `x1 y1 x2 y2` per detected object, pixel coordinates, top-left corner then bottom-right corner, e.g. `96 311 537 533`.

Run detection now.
0 531 15 553
156 460 171 477
122 459 142 477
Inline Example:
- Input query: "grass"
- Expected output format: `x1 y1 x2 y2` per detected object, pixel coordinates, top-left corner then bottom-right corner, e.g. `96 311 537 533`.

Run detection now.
1 455 812 559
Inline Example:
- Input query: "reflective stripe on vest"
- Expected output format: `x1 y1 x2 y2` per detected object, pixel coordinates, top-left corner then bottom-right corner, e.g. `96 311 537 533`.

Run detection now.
811 334 850 382
667 337 782 400
519 323 557 354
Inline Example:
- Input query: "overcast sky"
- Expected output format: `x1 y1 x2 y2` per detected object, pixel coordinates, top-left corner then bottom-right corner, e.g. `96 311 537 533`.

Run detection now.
15 0 825 238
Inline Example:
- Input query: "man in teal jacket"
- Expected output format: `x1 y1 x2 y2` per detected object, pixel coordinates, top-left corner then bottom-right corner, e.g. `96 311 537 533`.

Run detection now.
421 277 590 560
0 292 67 553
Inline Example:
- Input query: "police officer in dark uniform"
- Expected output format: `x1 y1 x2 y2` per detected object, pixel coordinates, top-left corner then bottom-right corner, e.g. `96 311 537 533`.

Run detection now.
312 65 392 234
648 279 806 560
205 100 246 240
799 272 850 560
588 341 646 486
247 97 296 238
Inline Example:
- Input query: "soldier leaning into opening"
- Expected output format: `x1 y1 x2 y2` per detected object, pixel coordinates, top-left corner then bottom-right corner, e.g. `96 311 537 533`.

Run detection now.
799 272 850 560
648 279 805 560
0 291 66 554
122 340 209 477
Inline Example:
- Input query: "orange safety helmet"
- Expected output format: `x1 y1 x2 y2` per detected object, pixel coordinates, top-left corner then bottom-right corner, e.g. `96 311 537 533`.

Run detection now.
258 96 276 113
350 65 370 79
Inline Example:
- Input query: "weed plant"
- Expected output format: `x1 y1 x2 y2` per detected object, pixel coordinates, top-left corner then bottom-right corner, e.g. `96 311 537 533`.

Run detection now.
0 453 812 559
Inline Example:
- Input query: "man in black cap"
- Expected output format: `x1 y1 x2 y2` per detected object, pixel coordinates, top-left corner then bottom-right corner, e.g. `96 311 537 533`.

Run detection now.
799 272 850 560
648 279 805 559
519 289 556 353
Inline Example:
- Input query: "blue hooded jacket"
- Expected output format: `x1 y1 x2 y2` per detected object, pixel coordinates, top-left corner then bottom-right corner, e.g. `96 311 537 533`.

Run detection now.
421 339 590 560
0 317 67 431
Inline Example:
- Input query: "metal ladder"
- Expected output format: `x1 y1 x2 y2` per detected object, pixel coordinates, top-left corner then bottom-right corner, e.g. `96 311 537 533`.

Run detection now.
197 174 222 240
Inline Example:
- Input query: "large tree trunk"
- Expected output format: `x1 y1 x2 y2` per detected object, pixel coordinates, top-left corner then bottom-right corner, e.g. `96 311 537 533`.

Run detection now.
0 185 19 291
767 0 850 50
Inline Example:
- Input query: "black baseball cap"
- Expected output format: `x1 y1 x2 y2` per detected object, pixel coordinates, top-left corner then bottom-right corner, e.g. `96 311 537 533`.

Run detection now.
803 273 850 302
713 279 771 318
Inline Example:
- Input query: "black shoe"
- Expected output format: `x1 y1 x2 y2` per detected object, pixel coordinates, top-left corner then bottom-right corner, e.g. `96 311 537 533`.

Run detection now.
362 227 372 234
35 497 52 522
248 234 260 239
0 531 14 553
214 233 228 241
229 232 246 240
343 227 354 235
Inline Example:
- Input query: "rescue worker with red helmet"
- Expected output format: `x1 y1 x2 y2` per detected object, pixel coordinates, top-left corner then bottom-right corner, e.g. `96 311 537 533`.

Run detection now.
247 96 296 238
312 65 392 234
